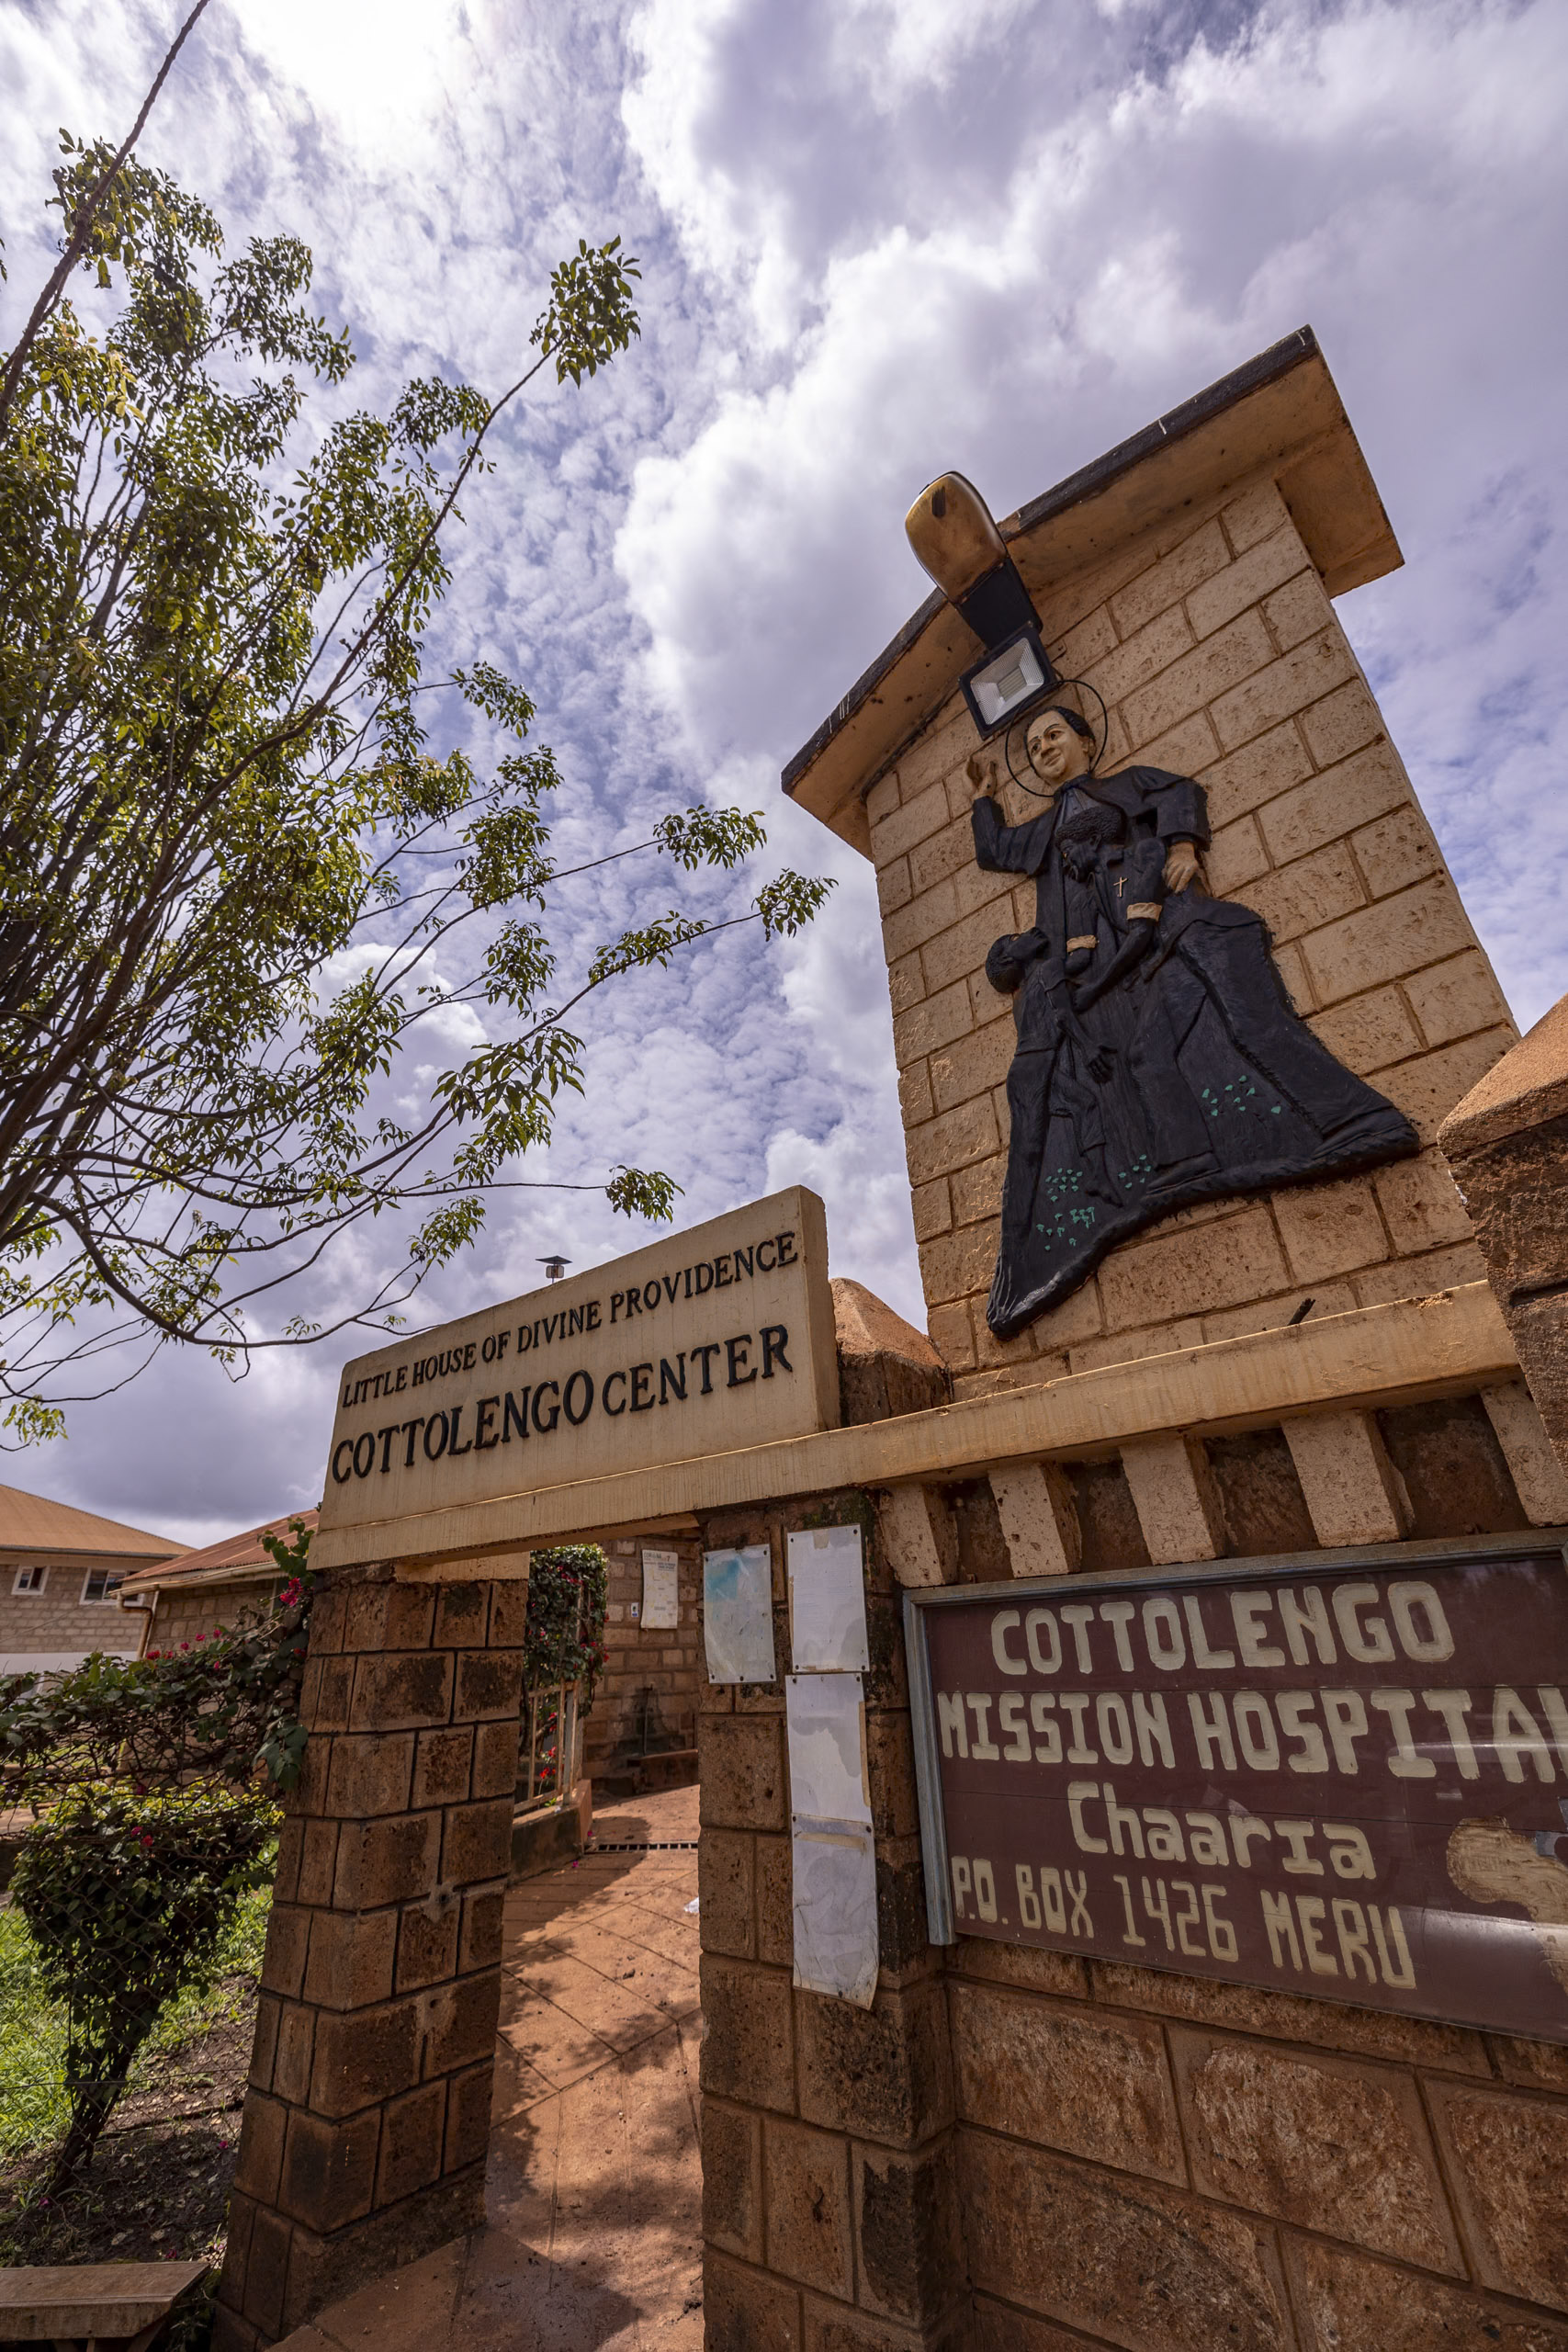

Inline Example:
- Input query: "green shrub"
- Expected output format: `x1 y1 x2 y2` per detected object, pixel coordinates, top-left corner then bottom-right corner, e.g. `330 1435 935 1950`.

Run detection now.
0 1865 272 2166
0 1520 310 2193
12 1781 280 2191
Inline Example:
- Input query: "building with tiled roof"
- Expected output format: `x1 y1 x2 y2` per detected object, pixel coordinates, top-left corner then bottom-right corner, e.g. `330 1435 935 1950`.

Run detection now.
0 1481 187 1672
118 1506 320 1649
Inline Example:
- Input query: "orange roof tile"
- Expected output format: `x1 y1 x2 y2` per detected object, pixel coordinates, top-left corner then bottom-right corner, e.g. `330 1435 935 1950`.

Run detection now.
0 1480 186 1563
118 1506 319 1593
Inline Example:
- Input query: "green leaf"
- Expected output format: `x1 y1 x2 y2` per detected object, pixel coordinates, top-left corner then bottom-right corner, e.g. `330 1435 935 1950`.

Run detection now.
0 152 827 1442
530 235 642 386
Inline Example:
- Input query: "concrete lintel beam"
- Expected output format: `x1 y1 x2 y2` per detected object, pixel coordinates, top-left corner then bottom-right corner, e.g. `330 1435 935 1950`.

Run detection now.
311 1284 1514 1572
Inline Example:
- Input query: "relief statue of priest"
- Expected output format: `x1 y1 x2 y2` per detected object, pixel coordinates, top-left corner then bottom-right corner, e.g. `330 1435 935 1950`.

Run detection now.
969 703 1417 1339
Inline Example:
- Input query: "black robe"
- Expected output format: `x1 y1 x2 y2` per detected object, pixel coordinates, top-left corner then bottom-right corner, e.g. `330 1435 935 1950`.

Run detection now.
972 769 1417 1339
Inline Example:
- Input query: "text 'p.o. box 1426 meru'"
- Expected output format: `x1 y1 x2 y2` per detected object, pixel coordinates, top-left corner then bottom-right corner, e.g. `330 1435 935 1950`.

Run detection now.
318 1185 838 1562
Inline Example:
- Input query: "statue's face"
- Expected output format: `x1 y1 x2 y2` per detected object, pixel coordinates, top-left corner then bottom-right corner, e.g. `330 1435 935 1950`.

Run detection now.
1025 710 1092 787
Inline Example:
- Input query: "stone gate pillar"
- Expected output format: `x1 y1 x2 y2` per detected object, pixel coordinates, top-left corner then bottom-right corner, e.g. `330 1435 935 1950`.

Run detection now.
213 1566 525 2351
695 1487 969 2350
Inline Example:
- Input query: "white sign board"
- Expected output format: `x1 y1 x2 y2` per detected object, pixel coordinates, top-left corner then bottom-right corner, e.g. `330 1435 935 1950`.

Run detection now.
792 1824 879 2007
641 1546 680 1632
787 1524 869 1671
703 1545 777 1684
785 1673 871 1826
319 1187 837 1544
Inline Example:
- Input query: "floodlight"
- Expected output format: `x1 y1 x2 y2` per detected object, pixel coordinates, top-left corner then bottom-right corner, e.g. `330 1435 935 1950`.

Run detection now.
960 623 1059 739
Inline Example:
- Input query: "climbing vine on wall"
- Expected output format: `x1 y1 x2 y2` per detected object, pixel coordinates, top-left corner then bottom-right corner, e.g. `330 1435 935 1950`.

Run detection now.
0 1519 315 1804
523 1544 608 1709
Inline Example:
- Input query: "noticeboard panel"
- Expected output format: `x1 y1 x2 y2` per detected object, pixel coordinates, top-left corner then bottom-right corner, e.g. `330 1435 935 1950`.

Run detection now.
905 1536 1568 2042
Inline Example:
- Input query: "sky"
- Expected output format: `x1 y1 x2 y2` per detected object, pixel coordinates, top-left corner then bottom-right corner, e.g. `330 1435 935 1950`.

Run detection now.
2 0 1566 1544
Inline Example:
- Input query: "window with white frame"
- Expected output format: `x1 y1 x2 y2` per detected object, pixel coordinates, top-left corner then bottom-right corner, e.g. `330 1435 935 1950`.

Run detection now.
81 1569 125 1604
12 1564 48 1595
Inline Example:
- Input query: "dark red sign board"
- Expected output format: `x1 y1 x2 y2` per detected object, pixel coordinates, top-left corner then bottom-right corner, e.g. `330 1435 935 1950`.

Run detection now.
906 1542 1568 2042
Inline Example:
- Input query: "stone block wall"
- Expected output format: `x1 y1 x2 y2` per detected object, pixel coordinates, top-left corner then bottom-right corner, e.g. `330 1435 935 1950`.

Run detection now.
951 1930 1568 2347
868 471 1516 1396
586 1532 703 1774
1443 992 1568 1481
214 1567 524 2350
0 1551 152 1657
694 1453 1568 2347
696 1490 969 2351
150 1577 283 1650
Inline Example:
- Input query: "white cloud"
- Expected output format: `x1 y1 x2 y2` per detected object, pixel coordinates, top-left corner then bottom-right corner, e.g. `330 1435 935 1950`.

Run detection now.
616 0 1568 1023
237 0 473 153
3 0 1566 1538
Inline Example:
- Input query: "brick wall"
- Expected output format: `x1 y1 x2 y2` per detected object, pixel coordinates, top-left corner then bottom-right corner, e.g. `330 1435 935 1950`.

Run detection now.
1442 994 1568 1486
0 1552 152 1657
215 1568 524 2350
587 1533 703 1772
869 472 1516 1397
953 1921 1568 2347
151 1580 282 1650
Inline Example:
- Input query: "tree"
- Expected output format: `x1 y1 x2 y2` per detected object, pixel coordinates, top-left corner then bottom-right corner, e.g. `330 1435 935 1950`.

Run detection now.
0 12 831 1440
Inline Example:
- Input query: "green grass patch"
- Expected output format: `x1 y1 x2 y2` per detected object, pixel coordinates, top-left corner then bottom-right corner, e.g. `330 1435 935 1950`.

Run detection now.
0 1869 272 2162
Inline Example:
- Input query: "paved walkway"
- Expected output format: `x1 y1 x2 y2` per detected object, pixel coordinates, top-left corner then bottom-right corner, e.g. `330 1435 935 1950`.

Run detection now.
278 1785 704 2352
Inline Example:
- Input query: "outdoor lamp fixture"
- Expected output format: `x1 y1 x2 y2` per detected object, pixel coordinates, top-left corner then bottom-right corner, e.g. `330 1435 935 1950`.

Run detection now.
538 1254 570 1283
904 470 1060 739
960 626 1057 738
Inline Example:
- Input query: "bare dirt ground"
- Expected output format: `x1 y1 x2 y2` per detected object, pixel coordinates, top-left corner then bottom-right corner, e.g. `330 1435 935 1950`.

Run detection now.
0 1995 252 2274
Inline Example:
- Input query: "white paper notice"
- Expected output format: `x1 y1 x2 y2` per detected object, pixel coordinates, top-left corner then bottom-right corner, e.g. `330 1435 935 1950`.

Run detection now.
787 1524 869 1672
702 1545 776 1683
785 1673 871 1826
641 1547 680 1632
792 1822 879 2007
